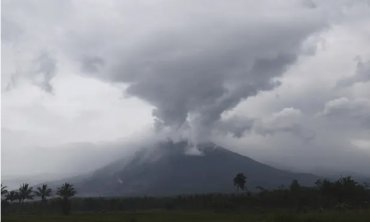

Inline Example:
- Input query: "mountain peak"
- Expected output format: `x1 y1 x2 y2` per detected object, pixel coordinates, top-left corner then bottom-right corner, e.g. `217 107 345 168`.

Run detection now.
75 141 318 196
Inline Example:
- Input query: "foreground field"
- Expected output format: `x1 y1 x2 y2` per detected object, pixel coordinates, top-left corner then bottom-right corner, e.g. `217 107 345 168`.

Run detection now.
3 210 370 222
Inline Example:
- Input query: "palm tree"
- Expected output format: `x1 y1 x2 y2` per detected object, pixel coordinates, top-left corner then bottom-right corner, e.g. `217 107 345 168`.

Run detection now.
56 183 76 215
290 179 301 192
1 184 8 196
1 184 9 207
18 183 33 203
233 173 247 192
16 191 22 204
34 184 52 204
6 191 19 203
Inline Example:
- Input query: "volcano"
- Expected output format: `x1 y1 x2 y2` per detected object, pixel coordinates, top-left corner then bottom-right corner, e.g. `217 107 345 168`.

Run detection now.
74 141 318 196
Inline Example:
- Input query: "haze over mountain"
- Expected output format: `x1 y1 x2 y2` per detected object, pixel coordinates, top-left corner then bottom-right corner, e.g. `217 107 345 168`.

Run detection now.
73 141 318 196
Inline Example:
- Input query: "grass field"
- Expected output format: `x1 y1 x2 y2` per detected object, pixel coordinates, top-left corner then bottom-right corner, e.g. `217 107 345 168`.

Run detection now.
2 210 370 222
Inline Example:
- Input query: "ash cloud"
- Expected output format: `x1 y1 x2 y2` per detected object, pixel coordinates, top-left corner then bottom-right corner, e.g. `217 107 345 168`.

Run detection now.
91 2 325 142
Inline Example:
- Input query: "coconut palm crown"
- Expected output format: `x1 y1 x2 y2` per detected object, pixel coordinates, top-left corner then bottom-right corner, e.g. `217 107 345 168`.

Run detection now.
56 183 76 199
34 184 52 202
18 183 33 203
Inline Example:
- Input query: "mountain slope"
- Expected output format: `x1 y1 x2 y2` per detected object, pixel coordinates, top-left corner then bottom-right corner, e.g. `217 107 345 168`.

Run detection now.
75 141 318 196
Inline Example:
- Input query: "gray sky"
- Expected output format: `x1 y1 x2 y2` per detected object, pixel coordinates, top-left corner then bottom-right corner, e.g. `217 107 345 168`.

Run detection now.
2 0 370 178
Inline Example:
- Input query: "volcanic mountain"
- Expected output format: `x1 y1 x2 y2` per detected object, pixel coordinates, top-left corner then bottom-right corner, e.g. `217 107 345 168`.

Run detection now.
74 141 318 196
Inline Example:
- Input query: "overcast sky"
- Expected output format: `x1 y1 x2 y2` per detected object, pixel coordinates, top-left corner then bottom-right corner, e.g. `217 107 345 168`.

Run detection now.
2 0 370 178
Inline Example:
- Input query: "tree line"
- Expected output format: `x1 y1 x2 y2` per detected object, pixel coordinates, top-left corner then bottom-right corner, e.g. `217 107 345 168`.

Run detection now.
2 174 369 215
231 173 369 211
1 182 76 215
